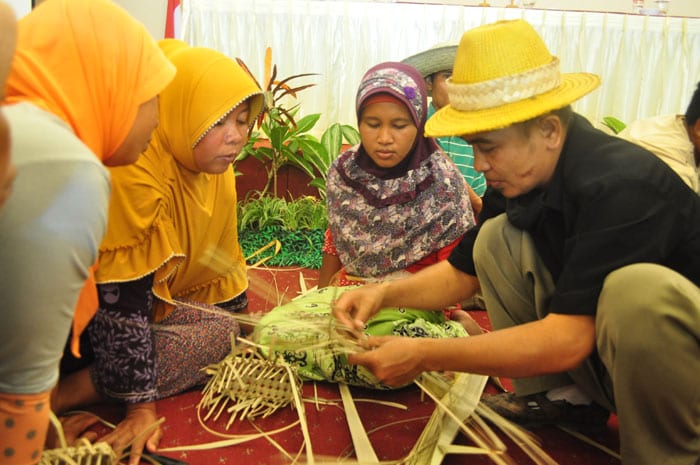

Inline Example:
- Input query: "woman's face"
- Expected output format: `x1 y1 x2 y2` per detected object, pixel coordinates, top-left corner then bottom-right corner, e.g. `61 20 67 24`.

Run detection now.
193 101 250 174
358 101 417 169
106 97 159 166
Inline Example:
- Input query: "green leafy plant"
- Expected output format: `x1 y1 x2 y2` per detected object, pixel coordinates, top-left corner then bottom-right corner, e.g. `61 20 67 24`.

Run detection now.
239 226 325 269
233 48 360 269
237 196 327 269
237 195 327 231
237 47 359 200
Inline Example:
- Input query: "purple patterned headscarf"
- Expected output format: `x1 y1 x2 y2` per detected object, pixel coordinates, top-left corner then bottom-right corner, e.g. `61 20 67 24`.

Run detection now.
353 61 439 179
325 62 475 277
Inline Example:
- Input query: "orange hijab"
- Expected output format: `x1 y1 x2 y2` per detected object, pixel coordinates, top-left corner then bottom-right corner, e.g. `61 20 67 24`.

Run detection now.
5 0 175 356
97 41 263 322
5 0 175 160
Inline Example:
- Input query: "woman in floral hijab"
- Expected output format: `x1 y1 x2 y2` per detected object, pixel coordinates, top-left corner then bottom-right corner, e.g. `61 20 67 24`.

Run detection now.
320 61 475 288
253 63 479 389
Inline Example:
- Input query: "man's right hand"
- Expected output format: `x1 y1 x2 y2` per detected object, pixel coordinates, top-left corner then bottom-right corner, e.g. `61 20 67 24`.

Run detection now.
332 282 388 334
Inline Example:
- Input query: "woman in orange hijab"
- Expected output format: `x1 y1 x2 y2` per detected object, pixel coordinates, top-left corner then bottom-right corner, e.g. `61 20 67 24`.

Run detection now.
0 0 174 463
55 40 263 462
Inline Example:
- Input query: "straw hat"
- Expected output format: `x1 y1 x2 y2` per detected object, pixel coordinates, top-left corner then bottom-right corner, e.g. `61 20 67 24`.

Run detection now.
425 19 600 137
401 43 458 79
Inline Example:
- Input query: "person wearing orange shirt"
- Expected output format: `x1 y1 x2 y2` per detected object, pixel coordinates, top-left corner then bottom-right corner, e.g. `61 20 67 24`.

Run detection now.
0 0 174 463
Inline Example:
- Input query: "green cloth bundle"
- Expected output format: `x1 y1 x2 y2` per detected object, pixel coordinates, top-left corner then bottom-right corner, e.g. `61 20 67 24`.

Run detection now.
252 286 468 389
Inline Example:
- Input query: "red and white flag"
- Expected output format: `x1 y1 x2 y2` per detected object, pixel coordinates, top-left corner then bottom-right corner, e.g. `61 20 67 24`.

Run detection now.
165 0 181 39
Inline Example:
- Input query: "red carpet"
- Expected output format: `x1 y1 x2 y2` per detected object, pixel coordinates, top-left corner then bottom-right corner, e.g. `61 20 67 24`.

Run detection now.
82 267 621 464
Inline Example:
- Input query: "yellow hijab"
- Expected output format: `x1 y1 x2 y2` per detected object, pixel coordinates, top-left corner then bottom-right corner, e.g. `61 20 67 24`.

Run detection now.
97 41 264 321
4 0 175 356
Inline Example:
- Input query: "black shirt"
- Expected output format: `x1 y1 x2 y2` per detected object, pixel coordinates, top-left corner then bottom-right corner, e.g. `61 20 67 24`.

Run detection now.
449 114 700 316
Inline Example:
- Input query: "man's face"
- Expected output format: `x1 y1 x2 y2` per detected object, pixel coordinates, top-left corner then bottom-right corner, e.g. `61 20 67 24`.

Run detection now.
464 120 560 198
428 71 451 111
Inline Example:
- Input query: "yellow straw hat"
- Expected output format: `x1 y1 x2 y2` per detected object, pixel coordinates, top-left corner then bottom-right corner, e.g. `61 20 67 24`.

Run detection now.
425 19 600 138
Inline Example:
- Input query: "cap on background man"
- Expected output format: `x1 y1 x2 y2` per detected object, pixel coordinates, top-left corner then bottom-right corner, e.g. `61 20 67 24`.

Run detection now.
403 43 487 197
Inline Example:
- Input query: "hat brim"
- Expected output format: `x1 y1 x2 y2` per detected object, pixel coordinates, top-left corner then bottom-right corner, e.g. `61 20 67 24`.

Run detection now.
425 73 601 137
402 45 458 79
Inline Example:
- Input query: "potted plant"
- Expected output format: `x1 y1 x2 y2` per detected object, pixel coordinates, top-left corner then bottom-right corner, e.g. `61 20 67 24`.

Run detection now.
236 47 359 200
235 48 360 268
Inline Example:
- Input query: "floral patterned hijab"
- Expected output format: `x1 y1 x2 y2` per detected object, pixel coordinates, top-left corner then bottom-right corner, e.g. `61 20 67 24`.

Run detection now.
353 62 440 181
327 62 475 278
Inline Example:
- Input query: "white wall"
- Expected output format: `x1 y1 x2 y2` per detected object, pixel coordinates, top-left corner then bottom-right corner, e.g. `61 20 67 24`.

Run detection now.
113 0 168 39
116 0 700 40
4 0 169 38
6 0 30 17
7 0 698 36
428 0 698 17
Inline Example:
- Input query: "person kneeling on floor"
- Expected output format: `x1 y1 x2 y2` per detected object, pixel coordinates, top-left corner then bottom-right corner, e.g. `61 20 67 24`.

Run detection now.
333 19 700 465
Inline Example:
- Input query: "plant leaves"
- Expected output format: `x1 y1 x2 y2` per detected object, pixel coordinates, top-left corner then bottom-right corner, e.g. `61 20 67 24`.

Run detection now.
294 113 321 134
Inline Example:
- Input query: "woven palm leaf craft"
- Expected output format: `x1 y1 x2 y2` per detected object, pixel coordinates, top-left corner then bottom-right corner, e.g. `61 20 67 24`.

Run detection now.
199 336 303 428
151 242 563 463
40 412 116 465
39 441 115 465
194 278 555 464
251 285 469 389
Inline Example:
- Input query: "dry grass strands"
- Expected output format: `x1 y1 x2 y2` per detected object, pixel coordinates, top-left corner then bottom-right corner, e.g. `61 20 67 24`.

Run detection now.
199 336 304 429
411 371 558 465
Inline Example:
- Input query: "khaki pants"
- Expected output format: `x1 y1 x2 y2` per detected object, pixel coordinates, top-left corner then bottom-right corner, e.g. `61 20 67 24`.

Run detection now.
474 214 700 465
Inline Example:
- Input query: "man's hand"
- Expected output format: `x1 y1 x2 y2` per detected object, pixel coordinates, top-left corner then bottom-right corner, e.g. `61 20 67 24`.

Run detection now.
348 336 426 387
332 283 387 334
100 402 162 465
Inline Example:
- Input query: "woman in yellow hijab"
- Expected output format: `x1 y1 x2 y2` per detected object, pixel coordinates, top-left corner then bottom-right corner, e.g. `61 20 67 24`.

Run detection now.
55 41 264 461
0 0 174 463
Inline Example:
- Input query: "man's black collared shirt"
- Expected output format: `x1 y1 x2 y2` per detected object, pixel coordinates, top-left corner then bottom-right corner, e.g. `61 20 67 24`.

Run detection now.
449 114 700 316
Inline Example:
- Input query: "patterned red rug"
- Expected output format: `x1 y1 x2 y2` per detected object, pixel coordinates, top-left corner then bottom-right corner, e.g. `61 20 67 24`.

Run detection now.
80 267 621 464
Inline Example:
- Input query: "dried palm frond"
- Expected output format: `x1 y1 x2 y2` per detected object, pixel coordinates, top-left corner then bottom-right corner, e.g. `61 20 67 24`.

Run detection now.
410 371 558 465
198 336 304 429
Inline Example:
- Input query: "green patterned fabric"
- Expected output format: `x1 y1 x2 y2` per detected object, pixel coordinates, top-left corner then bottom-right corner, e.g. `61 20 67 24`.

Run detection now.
252 286 468 389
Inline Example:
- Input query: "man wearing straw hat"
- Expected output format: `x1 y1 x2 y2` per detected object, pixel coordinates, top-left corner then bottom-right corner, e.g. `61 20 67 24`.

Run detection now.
402 43 487 198
334 19 700 465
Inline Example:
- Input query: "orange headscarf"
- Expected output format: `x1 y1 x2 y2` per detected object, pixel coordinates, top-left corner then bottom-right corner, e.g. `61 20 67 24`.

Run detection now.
97 41 263 322
5 0 175 356
5 0 175 161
